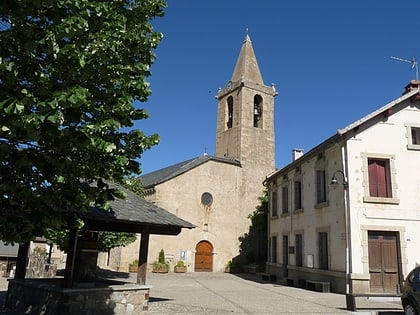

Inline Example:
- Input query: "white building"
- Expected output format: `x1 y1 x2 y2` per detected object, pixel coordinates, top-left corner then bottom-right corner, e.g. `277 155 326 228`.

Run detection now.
265 81 420 294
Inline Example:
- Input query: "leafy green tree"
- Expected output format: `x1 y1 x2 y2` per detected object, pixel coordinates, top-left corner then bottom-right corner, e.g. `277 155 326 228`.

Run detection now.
45 228 137 253
0 0 166 244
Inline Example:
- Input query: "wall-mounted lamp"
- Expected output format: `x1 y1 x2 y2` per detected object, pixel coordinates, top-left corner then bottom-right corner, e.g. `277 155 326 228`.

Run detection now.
330 170 348 188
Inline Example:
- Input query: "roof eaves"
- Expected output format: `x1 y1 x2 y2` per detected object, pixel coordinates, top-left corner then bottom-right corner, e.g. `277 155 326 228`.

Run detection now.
338 88 419 135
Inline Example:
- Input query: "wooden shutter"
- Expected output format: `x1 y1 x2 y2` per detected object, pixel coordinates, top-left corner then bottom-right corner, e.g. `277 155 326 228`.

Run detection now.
368 160 389 197
271 191 277 216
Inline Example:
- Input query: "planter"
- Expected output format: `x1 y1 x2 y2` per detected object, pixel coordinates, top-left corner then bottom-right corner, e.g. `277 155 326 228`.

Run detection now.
152 263 169 273
128 265 138 273
174 266 187 273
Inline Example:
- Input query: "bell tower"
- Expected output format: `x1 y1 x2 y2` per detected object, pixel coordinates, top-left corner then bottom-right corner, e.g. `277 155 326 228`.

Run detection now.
215 35 277 177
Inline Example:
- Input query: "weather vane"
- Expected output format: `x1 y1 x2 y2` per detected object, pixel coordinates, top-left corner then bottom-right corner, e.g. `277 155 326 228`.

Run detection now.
390 55 419 81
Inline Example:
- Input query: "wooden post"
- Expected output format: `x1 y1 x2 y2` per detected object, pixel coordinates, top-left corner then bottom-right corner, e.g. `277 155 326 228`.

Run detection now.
64 228 78 288
15 242 30 279
137 230 150 285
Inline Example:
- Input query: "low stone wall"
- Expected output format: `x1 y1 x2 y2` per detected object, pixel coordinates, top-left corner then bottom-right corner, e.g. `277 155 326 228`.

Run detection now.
6 278 150 315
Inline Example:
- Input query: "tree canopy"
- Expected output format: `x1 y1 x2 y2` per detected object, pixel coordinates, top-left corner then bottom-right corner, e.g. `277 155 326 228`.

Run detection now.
0 0 166 243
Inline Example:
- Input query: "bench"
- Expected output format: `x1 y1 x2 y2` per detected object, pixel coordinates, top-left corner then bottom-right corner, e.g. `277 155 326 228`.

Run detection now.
346 293 402 311
306 280 330 293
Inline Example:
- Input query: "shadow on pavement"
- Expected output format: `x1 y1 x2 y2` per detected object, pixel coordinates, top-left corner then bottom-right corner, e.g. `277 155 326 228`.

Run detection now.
149 297 174 303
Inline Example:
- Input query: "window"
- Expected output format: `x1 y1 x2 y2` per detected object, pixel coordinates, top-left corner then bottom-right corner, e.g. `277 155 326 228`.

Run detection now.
362 153 399 204
368 159 391 198
271 236 278 263
318 232 329 270
294 181 302 210
253 94 263 128
281 186 289 214
412 127 420 145
227 96 233 129
295 234 303 267
405 123 420 150
316 170 327 204
271 191 278 217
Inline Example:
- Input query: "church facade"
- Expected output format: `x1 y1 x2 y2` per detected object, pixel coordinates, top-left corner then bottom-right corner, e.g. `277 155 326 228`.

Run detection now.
106 35 277 272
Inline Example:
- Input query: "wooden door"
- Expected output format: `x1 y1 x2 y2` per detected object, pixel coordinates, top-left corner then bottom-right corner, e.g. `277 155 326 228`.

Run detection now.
194 241 213 272
368 231 399 292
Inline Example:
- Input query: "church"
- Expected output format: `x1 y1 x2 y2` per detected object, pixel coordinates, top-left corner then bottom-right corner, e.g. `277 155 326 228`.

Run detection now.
107 35 277 272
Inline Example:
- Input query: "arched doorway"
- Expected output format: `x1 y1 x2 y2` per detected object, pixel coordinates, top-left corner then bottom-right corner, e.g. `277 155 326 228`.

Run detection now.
194 241 213 272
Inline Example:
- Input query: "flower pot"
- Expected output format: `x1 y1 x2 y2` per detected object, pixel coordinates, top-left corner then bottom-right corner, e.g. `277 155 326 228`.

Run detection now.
174 266 187 273
152 263 169 273
129 265 138 273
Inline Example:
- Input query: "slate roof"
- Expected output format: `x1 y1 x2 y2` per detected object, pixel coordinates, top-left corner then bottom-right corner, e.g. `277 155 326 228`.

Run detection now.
141 154 241 188
265 85 420 182
84 183 195 235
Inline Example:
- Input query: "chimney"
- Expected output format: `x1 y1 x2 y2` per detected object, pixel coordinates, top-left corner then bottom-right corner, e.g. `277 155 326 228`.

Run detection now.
292 149 304 161
403 80 420 94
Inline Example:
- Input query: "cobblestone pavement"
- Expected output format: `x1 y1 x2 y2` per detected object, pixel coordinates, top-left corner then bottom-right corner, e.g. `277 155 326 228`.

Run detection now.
0 271 404 314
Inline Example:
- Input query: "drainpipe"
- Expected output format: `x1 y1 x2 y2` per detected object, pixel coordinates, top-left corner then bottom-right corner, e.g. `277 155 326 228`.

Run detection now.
341 144 352 296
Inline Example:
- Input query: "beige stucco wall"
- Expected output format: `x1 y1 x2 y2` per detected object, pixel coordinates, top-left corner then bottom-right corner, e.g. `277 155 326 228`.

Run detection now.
345 99 420 280
111 159 266 273
268 96 420 293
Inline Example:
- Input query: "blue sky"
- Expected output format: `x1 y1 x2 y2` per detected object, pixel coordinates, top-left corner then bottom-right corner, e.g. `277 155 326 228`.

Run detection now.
136 0 420 174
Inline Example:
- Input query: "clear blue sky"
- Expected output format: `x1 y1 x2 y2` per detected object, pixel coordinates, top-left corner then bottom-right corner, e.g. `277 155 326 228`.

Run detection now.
136 0 420 174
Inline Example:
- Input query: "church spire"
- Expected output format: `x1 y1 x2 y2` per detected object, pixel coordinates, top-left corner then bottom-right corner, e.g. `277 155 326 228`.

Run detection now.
231 34 264 85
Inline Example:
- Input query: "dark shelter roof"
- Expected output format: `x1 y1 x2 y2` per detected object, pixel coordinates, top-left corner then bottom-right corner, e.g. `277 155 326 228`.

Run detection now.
83 183 195 235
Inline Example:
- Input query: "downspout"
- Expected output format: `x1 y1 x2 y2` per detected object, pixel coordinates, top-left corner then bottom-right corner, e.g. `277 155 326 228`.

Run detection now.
341 144 352 295
263 177 270 274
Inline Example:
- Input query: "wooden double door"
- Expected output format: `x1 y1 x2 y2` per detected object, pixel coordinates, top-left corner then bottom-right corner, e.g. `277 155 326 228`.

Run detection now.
368 231 400 292
194 241 213 272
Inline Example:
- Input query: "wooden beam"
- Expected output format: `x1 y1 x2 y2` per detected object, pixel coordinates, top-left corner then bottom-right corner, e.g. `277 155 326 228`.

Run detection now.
64 228 78 288
137 229 150 285
15 242 29 279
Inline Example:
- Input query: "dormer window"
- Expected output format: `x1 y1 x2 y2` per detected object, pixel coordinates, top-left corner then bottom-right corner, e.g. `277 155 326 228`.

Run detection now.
253 94 263 128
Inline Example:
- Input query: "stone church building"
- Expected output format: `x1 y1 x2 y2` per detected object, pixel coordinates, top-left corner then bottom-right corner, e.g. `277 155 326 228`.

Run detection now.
105 35 277 272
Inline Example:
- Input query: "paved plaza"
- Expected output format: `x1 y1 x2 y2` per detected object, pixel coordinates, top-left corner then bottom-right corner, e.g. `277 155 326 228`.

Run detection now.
0 271 404 314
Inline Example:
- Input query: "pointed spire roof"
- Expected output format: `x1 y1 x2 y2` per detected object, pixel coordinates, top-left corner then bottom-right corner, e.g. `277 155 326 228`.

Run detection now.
231 34 264 85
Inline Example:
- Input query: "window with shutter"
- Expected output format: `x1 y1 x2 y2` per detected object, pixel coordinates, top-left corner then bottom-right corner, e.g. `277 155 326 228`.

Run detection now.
271 191 278 217
318 232 329 270
294 181 302 210
295 234 303 267
316 170 327 203
368 159 391 198
282 186 288 214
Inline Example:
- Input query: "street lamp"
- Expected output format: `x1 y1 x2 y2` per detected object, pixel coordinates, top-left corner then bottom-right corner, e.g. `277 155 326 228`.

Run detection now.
330 169 352 304
330 170 348 188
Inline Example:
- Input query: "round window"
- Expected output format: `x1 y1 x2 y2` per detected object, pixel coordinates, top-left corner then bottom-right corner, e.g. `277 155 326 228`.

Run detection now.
201 192 213 206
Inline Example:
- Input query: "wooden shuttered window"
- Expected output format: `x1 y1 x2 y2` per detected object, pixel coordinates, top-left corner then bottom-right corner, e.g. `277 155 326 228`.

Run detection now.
368 159 390 198
316 170 327 203
318 232 329 270
282 186 288 214
271 191 278 217
295 234 303 267
294 181 302 210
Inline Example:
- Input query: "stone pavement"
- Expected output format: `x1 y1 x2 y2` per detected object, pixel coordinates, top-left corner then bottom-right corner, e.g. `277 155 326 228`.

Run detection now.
0 271 404 314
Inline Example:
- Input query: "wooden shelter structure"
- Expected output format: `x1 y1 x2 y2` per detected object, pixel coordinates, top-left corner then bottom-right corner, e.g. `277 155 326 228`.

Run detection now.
14 183 195 286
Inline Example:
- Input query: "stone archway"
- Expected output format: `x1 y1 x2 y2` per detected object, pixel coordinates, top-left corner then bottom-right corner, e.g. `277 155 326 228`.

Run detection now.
194 241 213 272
